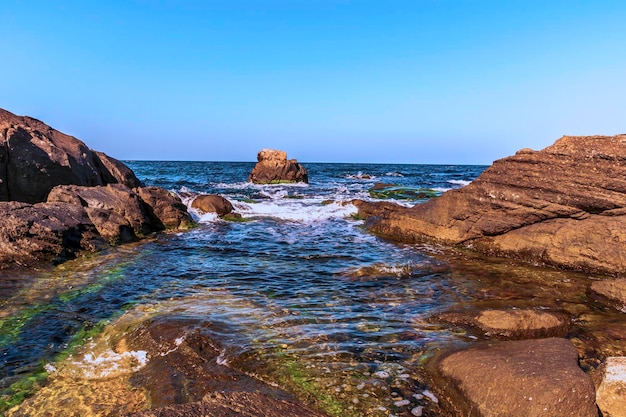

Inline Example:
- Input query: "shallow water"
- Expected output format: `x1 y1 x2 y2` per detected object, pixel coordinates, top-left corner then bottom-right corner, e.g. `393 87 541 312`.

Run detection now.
1 162 624 416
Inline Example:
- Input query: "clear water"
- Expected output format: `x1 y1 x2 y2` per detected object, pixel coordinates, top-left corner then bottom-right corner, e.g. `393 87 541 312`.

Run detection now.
1 162 624 416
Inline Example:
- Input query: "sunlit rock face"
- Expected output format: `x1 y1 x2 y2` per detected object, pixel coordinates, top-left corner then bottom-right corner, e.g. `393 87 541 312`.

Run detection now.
359 135 626 274
0 108 141 203
248 149 308 184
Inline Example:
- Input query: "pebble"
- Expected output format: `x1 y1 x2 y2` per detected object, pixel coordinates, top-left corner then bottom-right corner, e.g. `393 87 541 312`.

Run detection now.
393 399 411 407
413 393 424 400
374 370 390 378
423 389 438 403
411 406 424 416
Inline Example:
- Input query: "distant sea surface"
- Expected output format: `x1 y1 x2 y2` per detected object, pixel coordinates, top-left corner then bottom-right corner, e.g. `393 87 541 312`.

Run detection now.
4 162 616 416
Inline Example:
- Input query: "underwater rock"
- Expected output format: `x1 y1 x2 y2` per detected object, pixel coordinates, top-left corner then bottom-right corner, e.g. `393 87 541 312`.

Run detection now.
595 357 626 417
359 135 626 274
191 194 234 216
589 279 626 312
433 338 598 417
248 149 308 184
435 309 571 339
0 201 106 267
368 183 441 200
0 107 141 203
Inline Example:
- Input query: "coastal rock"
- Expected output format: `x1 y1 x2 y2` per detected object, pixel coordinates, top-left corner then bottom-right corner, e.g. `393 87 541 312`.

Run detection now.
48 184 153 241
436 309 570 339
359 135 626 274
589 279 626 312
123 317 326 417
433 338 598 417
0 108 141 203
0 201 106 267
134 186 194 230
369 183 441 200
596 357 626 417
191 194 233 216
248 149 308 184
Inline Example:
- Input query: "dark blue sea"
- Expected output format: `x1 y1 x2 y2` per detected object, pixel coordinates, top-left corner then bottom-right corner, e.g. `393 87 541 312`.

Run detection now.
3 162 615 416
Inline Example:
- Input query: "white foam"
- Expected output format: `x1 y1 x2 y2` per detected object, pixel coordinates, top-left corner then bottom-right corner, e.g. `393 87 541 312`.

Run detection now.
72 349 149 379
447 179 471 186
235 199 358 223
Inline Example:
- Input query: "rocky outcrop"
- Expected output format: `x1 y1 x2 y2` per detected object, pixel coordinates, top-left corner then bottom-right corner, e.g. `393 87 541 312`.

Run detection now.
134 186 194 230
435 309 570 339
359 135 626 274
0 108 141 203
589 278 626 312
432 338 598 417
191 194 234 216
596 357 626 417
248 149 308 184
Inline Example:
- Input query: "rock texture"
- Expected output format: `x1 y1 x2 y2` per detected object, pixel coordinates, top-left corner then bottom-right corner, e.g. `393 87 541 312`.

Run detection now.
435 309 570 339
359 135 626 274
0 108 141 203
589 279 626 312
433 338 598 417
248 149 308 184
596 357 626 417
191 194 234 216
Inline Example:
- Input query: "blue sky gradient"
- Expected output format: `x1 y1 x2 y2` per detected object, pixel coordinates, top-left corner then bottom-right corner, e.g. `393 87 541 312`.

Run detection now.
1 0 625 163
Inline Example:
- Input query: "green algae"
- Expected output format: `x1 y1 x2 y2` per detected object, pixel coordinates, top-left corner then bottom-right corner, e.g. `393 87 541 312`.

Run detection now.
368 185 441 200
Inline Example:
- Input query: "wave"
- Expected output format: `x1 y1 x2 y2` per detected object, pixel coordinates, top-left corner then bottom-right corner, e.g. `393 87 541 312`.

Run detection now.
447 179 471 186
232 199 358 223
344 171 376 180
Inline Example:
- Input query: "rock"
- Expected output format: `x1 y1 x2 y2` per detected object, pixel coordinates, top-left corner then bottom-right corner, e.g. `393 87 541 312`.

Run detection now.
0 201 106 267
122 317 326 417
596 357 626 417
360 135 626 274
248 149 308 184
433 338 598 417
369 183 441 200
191 194 233 216
436 309 570 339
589 279 626 312
48 184 153 242
134 187 194 230
0 108 141 203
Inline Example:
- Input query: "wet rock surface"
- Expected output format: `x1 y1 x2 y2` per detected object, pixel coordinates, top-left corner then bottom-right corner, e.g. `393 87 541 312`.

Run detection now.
589 278 626 312
433 338 598 417
596 357 626 417
359 135 626 274
248 149 308 184
191 194 234 216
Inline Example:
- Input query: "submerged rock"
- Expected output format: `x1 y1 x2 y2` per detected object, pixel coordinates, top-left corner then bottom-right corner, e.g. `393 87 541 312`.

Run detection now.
0 108 141 203
436 309 570 339
248 149 308 184
359 135 626 274
369 183 440 200
432 338 598 417
596 357 626 417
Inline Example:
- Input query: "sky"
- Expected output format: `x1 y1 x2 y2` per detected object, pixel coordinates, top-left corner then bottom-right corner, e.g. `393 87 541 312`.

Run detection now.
1 0 625 164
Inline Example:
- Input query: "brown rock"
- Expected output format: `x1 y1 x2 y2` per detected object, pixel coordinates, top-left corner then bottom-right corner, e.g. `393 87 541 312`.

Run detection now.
191 194 233 216
596 357 626 417
589 279 626 312
436 309 570 339
360 135 626 274
134 187 194 230
48 184 153 242
0 108 140 203
433 338 598 417
0 201 105 267
248 149 308 184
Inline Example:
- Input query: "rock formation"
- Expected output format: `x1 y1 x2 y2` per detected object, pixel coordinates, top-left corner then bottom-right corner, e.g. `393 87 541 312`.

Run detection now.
0 109 193 268
249 149 308 184
191 194 234 216
595 357 626 417
432 338 598 417
0 108 141 203
358 135 626 274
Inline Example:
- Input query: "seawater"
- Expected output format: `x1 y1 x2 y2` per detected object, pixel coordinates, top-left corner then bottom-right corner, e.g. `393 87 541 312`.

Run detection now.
1 162 623 416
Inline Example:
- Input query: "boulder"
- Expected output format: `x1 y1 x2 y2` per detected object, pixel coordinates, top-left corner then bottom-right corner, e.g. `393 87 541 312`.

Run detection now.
596 357 626 417
589 279 626 312
0 108 141 203
435 309 570 339
0 201 106 267
134 186 194 230
433 338 598 416
359 135 626 274
248 149 308 184
191 194 233 216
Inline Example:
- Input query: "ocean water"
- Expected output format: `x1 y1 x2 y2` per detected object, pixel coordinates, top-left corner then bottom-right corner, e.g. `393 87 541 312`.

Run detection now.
2 162 623 416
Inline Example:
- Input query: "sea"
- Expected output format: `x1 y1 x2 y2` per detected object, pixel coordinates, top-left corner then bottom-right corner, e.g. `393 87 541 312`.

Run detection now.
1 162 620 416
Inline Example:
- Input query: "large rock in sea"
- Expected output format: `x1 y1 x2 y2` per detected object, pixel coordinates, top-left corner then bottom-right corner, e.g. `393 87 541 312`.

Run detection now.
248 149 308 184
0 108 141 203
357 135 626 274
432 338 598 417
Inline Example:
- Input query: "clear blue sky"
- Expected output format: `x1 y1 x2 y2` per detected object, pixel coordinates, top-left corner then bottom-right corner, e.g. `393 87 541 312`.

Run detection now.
1 1 625 164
